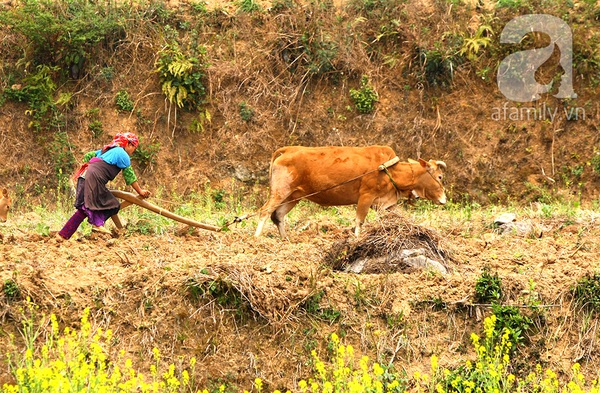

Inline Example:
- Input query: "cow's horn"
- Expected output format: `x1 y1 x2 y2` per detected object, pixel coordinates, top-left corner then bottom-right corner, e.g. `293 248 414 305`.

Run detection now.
436 161 447 169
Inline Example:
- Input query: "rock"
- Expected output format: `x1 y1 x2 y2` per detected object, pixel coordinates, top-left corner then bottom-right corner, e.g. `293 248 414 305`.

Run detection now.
404 255 448 275
494 212 516 225
345 258 367 273
232 163 254 182
344 248 447 275
495 220 541 237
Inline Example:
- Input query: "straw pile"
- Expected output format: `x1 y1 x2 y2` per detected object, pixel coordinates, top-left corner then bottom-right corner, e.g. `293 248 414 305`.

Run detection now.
324 212 451 274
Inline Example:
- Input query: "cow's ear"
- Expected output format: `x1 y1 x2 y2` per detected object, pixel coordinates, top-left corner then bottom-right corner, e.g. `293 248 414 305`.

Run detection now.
418 158 428 168
1 189 7 197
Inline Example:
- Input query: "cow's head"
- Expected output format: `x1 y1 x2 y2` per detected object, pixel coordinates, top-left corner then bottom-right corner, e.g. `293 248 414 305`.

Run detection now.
412 159 447 205
0 188 11 222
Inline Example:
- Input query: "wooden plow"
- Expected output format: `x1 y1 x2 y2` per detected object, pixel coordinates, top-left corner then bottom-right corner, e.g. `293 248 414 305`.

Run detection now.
110 189 222 232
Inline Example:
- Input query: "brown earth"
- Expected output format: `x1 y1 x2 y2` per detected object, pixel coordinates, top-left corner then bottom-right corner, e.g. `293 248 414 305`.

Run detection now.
2 205 600 391
1 0 600 391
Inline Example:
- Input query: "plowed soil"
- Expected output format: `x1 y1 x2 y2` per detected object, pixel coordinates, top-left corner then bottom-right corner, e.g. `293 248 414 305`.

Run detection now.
1 206 599 391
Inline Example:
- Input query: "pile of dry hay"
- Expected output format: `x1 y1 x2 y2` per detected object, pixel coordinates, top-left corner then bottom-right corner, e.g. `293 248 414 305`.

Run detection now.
324 212 452 274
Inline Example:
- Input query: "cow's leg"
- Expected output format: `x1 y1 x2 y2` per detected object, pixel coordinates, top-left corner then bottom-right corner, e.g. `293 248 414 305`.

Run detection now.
354 195 375 236
271 198 299 239
255 191 294 237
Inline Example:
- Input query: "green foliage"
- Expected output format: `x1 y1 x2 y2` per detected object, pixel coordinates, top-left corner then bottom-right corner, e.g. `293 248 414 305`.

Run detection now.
491 304 533 348
211 189 226 209
0 0 125 77
417 48 458 88
572 272 600 313
349 76 378 114
590 152 600 175
189 109 212 133
115 90 134 112
190 1 208 14
475 267 502 304
301 290 341 323
460 24 493 61
495 0 522 8
3 279 20 300
238 101 255 122
237 0 263 13
156 44 207 110
4 65 61 132
300 32 338 75
132 140 160 169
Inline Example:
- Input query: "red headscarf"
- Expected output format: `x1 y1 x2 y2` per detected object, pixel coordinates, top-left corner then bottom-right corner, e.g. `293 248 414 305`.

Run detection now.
73 132 140 182
101 132 139 153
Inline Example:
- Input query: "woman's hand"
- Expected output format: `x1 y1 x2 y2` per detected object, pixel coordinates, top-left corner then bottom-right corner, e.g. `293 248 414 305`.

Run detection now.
131 181 150 198
138 189 151 198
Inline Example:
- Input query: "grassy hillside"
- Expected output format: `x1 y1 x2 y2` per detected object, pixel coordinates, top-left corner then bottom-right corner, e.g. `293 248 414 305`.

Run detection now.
0 0 599 209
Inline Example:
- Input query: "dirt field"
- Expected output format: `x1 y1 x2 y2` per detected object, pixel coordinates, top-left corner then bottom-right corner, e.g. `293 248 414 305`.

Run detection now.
2 204 599 390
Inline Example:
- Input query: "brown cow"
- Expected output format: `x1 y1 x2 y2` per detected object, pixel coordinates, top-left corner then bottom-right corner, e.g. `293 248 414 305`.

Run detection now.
255 146 447 238
0 188 11 222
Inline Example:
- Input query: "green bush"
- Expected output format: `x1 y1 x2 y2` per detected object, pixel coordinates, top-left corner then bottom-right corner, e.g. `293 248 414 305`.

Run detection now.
491 304 534 348
0 0 125 78
156 44 207 111
237 0 263 13
474 267 503 304
3 65 61 132
115 90 134 112
239 101 255 122
349 76 379 114
572 272 600 313
3 279 20 300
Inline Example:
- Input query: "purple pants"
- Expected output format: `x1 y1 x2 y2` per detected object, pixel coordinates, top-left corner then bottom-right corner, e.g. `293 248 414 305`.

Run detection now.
58 209 87 239
58 208 112 239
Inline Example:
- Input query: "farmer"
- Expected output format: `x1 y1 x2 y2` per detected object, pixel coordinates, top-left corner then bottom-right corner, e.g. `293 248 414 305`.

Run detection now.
56 132 150 241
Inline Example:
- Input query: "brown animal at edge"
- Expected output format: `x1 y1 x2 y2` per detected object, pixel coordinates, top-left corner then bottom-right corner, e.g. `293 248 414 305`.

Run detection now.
255 146 447 238
0 188 11 222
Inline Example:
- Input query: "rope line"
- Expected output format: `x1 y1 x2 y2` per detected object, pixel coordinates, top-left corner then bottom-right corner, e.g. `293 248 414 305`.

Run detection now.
224 157 411 228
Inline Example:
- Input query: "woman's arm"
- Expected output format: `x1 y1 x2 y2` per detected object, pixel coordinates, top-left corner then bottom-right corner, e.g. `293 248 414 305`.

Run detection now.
130 181 150 198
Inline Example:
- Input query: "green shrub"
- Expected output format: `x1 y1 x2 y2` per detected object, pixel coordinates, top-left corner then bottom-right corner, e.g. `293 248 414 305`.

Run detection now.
300 32 338 75
3 65 60 132
349 76 378 114
417 48 459 88
237 0 263 13
491 304 533 348
132 140 160 169
474 267 502 304
590 152 600 176
572 272 600 313
3 279 20 300
156 44 207 110
239 101 255 122
115 90 134 112
0 0 125 78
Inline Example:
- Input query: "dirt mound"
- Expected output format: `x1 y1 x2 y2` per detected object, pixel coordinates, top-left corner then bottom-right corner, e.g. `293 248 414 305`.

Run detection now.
324 212 451 274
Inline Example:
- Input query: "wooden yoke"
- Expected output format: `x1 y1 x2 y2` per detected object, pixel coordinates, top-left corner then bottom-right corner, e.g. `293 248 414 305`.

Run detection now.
110 189 222 232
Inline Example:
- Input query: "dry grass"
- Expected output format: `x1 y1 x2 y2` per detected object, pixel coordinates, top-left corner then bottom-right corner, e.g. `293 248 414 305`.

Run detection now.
324 211 451 273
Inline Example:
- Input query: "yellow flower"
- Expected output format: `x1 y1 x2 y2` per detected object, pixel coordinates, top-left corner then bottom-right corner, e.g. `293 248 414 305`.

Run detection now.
255 378 263 392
